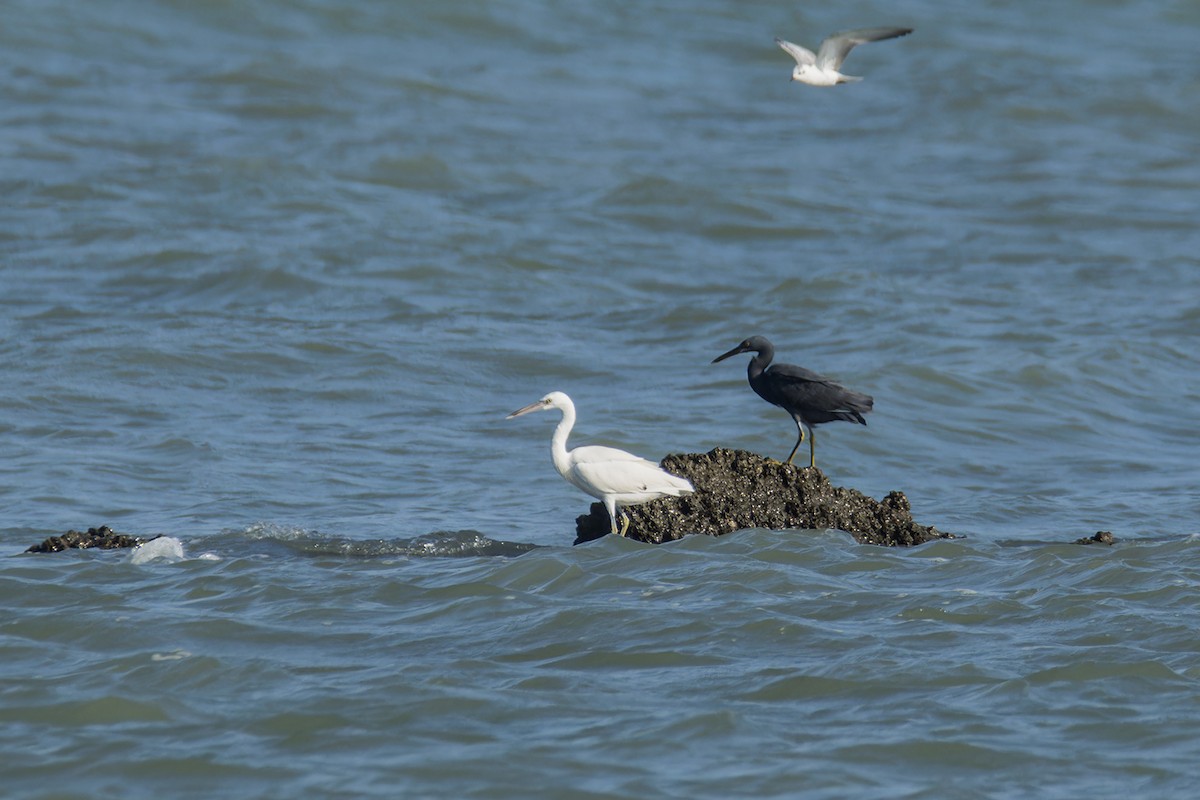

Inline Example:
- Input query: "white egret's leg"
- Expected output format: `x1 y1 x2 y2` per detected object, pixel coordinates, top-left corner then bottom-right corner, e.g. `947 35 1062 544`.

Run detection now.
604 497 619 536
618 513 630 537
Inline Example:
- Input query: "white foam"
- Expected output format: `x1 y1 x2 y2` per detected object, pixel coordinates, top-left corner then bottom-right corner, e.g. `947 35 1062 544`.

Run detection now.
129 536 186 564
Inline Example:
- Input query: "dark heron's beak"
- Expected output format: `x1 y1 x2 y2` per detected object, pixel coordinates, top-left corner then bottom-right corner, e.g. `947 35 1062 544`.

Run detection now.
712 344 749 364
506 399 547 419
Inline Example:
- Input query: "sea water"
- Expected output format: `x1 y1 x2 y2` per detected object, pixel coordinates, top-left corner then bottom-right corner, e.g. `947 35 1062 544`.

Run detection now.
2 1 1198 797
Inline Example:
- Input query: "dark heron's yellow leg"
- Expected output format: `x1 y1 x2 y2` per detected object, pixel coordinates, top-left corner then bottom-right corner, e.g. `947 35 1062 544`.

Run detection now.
784 426 805 466
808 429 816 469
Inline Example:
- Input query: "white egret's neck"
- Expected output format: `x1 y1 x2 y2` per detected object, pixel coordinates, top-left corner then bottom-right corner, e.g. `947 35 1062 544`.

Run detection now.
549 397 576 479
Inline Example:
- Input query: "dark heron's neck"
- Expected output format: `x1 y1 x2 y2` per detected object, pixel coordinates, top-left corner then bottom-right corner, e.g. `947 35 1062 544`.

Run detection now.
746 342 774 380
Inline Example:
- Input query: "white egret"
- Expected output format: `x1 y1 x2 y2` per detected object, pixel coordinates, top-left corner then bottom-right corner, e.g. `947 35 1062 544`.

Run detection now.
506 391 694 537
775 27 913 86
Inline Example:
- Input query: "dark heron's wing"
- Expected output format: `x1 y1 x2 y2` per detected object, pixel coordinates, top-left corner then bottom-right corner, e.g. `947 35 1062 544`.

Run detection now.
765 362 833 385
760 363 873 425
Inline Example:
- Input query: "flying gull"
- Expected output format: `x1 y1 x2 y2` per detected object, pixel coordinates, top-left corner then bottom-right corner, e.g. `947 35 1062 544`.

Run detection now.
775 27 913 86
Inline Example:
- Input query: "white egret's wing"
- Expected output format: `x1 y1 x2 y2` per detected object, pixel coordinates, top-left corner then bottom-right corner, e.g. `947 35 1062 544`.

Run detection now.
775 37 816 67
815 27 912 71
570 447 692 497
571 445 647 465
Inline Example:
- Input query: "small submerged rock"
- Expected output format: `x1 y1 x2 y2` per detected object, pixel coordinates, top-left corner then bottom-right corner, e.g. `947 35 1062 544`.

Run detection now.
575 447 950 547
1074 530 1116 546
25 525 156 553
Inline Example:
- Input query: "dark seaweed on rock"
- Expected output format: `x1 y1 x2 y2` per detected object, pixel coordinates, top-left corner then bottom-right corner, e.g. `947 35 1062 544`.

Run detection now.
1073 530 1115 546
575 448 950 547
26 525 153 553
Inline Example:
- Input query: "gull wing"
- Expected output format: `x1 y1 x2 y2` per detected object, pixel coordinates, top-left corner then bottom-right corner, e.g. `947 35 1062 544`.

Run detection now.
775 37 816 67
815 26 912 71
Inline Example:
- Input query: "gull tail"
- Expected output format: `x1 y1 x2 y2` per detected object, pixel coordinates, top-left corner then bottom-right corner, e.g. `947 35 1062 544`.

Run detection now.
837 75 863 84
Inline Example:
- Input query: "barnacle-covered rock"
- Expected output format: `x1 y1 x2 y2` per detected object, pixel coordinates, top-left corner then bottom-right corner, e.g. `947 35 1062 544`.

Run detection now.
575 448 950 546
26 525 155 553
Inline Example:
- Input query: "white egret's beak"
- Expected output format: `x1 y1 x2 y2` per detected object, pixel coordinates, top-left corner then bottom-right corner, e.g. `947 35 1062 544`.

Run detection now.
506 399 549 419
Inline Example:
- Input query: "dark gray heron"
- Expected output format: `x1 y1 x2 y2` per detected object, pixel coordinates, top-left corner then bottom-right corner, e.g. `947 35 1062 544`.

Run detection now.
712 336 873 468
